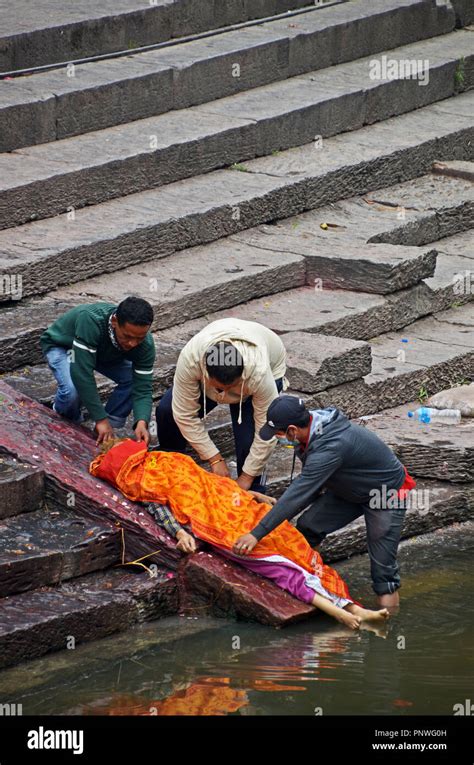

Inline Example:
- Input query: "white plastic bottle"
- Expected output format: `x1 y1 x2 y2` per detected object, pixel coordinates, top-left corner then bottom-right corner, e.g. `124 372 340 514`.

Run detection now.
407 407 461 425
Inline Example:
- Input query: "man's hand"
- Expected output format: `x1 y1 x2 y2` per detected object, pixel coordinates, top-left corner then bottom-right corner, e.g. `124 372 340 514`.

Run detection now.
134 420 150 445
209 454 231 479
176 529 197 554
95 418 115 446
233 533 258 556
236 471 254 491
248 490 277 505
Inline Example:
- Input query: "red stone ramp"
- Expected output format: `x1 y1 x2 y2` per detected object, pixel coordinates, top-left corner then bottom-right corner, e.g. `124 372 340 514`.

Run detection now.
0 382 317 626
0 381 180 571
179 552 316 627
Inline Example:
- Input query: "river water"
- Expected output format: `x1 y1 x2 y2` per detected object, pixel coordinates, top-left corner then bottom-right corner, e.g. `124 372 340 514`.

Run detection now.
0 522 472 716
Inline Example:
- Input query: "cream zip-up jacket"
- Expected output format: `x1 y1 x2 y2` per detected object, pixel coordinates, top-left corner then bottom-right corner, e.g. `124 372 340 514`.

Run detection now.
172 318 288 476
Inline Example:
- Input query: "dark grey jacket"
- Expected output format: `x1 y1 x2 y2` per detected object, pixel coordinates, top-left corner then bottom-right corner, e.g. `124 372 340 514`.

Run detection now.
251 407 405 541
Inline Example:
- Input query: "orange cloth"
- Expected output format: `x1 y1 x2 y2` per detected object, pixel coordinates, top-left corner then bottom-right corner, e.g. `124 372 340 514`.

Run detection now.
90 439 352 601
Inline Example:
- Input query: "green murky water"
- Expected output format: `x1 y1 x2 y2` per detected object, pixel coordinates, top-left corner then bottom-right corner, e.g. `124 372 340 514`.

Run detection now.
0 523 472 716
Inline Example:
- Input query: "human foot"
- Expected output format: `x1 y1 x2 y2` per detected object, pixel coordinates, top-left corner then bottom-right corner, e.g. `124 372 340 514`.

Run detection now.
337 610 361 630
350 605 390 623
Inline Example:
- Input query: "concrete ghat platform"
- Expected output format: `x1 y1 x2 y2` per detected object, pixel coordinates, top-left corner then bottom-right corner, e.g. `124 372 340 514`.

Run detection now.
0 381 321 630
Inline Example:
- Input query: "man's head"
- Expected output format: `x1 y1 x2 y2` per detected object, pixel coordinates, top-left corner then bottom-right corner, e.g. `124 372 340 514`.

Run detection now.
111 297 154 351
205 342 244 392
260 395 311 445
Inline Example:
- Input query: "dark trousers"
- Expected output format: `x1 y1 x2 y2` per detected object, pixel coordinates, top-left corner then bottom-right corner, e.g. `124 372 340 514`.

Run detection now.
156 378 283 493
296 490 407 596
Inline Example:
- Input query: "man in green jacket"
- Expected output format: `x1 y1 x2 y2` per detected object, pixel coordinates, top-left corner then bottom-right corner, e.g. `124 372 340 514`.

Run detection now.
40 297 155 445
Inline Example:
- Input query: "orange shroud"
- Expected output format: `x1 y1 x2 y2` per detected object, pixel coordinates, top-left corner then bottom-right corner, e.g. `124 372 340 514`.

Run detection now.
90 439 353 602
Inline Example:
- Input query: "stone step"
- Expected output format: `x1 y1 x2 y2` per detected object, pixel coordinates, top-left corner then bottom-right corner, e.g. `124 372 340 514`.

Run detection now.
239 239 437 295
423 229 474 313
5 163 470 370
149 178 471 339
0 0 312 72
432 159 474 183
0 208 474 373
357 401 474 483
0 381 182 571
318 480 474 562
0 454 44 519
257 168 473 250
0 328 371 413
1 304 471 444
0 90 472 304
451 0 474 27
302 303 474 418
211 382 474 486
178 551 315 627
1 30 472 229
282 332 371 391
0 507 122 598
42 242 307 332
0 567 178 671
0 0 454 152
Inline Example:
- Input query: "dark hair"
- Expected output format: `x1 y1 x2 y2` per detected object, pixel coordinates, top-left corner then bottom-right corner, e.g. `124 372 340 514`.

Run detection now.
116 296 154 327
296 410 311 428
205 342 244 384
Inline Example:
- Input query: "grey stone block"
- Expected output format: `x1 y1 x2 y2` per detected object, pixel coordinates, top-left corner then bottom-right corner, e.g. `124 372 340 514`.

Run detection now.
283 332 372 392
0 0 456 151
0 92 472 302
50 241 306 330
2 30 471 227
357 402 474 482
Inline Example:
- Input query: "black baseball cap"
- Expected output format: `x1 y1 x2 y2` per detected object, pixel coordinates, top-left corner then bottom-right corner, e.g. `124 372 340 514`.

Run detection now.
259 395 308 441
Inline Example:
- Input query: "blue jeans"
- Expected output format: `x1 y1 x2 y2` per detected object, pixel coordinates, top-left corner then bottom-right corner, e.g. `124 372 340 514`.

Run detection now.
45 346 133 427
296 490 407 596
155 377 284 493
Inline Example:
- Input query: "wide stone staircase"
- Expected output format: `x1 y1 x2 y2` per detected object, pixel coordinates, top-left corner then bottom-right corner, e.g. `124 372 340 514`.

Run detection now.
0 0 473 667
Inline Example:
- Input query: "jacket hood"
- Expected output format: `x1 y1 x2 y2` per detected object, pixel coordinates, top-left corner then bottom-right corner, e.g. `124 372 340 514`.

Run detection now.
188 319 272 426
306 407 350 448
194 320 270 383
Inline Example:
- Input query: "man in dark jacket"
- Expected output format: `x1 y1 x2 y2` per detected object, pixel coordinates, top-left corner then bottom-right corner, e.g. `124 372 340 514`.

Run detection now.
233 395 414 608
40 297 155 445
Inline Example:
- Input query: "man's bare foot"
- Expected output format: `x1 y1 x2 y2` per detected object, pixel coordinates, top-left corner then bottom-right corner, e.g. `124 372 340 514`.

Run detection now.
349 605 390 623
337 610 361 630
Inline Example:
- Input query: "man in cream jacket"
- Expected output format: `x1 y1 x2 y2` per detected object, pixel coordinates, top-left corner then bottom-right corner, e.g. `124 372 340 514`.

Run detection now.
155 318 288 493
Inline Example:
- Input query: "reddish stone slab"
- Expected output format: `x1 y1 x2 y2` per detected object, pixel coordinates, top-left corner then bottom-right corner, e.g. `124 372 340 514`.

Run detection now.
0 568 178 671
0 453 44 519
0 381 180 570
0 507 122 598
179 551 316 627
0 381 319 627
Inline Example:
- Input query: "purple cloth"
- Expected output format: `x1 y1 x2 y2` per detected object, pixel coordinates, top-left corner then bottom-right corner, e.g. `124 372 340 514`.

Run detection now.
215 547 317 605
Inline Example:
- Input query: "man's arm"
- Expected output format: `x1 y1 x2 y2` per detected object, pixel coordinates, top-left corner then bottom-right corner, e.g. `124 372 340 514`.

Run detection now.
172 351 219 461
131 337 156 426
240 369 279 479
250 447 343 540
69 315 107 422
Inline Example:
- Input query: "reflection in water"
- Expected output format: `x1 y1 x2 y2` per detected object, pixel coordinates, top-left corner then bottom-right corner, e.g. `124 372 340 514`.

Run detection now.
0 524 472 716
